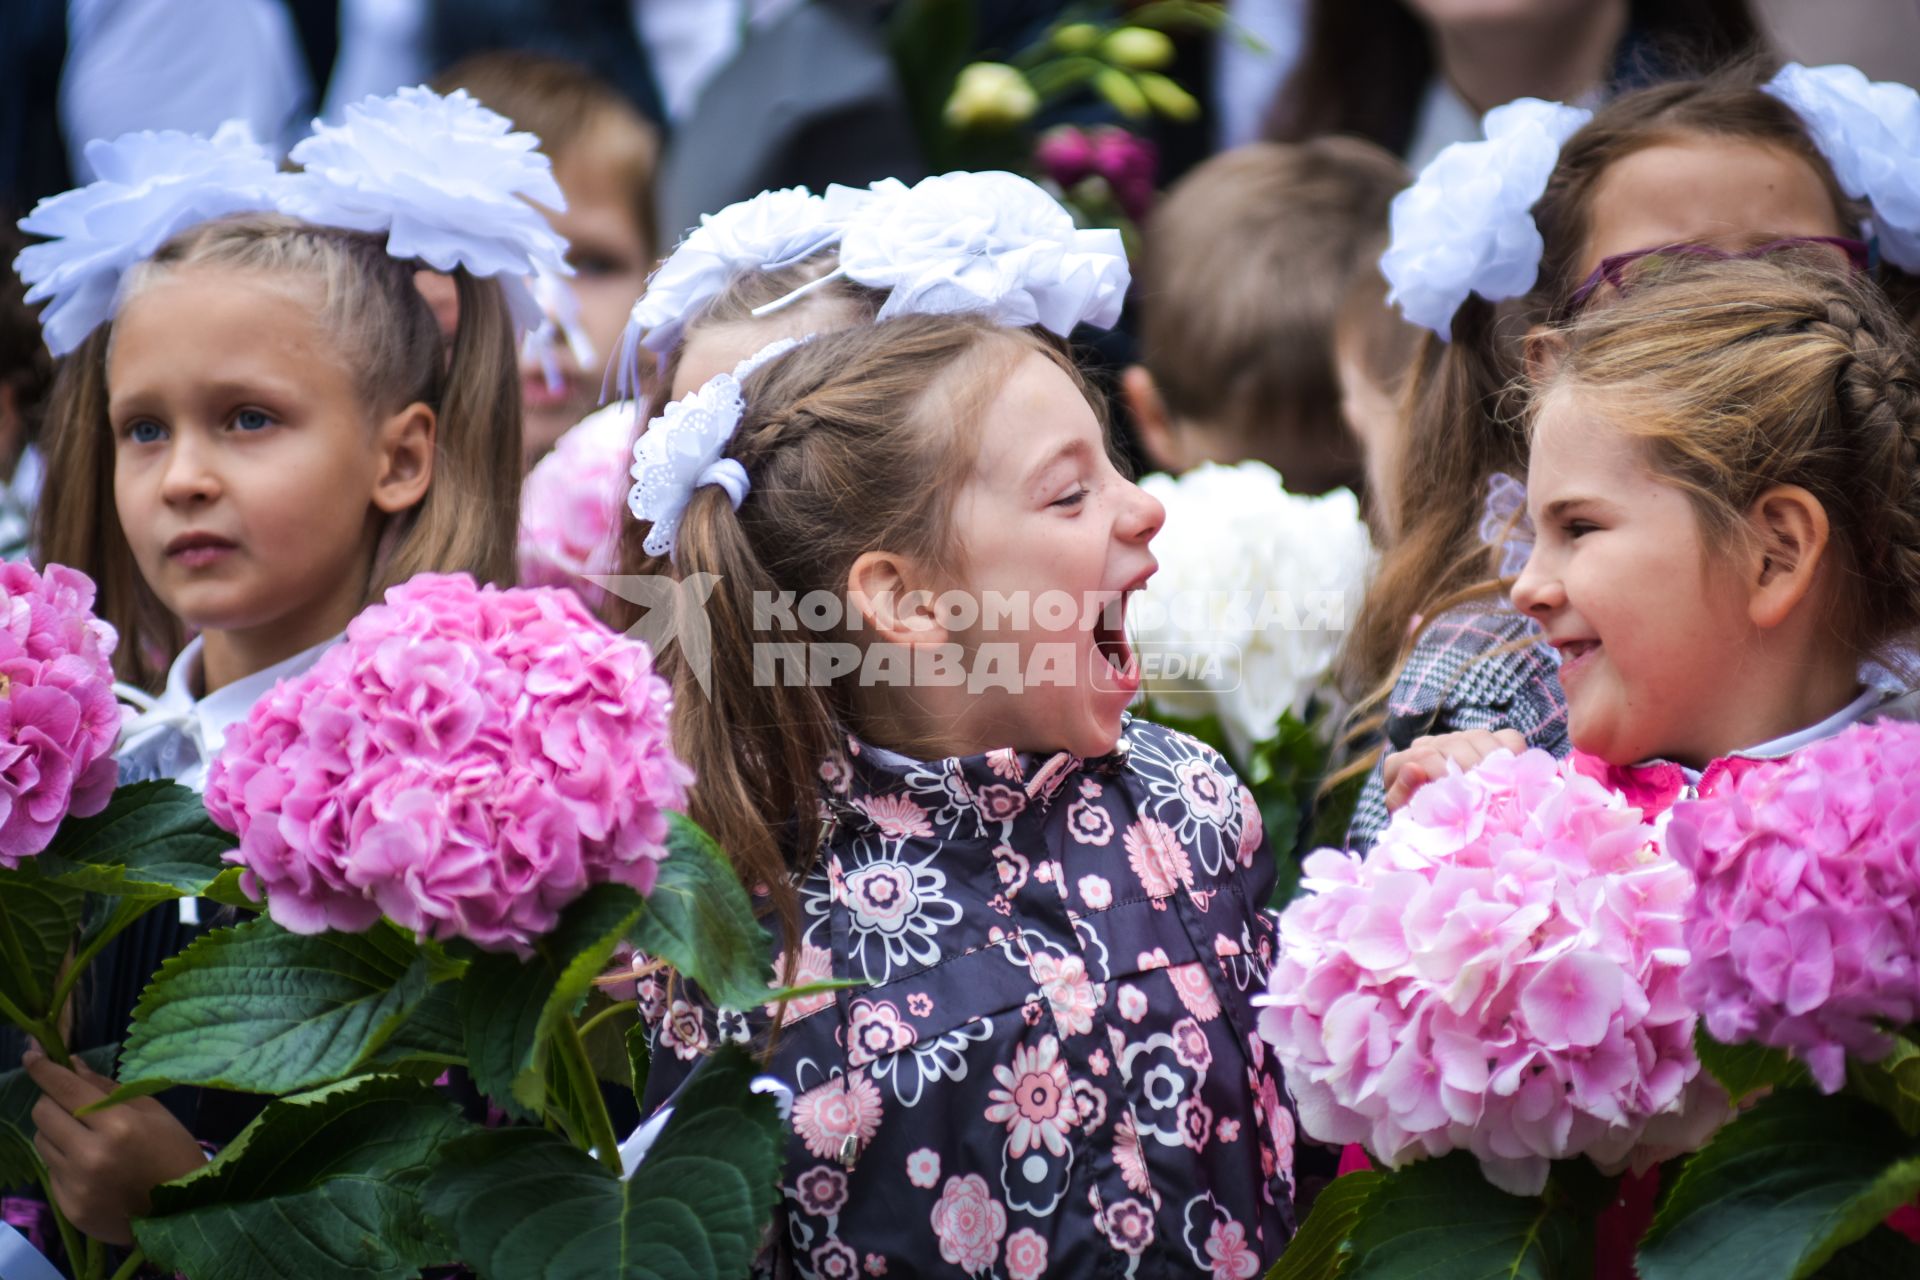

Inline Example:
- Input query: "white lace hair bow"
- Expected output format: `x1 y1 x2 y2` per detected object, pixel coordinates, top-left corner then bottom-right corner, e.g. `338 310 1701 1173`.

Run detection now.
1765 63 1920 272
753 170 1130 336
13 121 288 356
1381 98 1594 337
612 183 888 400
627 336 812 559
280 86 572 335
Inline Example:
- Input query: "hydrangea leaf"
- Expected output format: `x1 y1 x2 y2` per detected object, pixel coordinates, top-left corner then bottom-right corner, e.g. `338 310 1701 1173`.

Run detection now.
108 916 433 1100
1639 1088 1920 1280
627 813 779 1013
458 882 646 1117
1337 1152 1596 1280
422 1042 782 1280
36 780 245 903
133 1074 468 1280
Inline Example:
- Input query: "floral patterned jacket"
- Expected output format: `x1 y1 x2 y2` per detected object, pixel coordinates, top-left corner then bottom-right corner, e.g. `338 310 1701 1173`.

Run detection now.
638 716 1298 1279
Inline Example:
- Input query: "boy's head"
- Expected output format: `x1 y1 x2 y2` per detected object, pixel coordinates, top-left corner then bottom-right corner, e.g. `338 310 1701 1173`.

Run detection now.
1124 138 1407 493
433 52 661 465
0 225 52 474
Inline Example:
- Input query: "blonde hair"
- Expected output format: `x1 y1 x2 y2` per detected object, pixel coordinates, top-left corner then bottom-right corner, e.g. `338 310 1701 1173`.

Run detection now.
1545 253 1920 661
645 313 1086 957
36 212 522 687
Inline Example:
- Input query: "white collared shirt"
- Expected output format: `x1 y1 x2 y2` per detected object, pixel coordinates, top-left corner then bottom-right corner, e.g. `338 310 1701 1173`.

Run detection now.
115 632 339 794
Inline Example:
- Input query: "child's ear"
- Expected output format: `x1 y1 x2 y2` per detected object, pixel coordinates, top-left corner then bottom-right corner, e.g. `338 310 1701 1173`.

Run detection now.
371 403 437 515
1121 365 1184 475
847 551 947 647
1746 483 1831 629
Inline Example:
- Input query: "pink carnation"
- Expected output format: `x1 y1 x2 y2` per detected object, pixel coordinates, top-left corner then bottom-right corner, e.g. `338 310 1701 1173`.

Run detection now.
0 562 120 866
205 573 691 953
517 403 635 609
1256 749 1724 1195
1667 720 1920 1093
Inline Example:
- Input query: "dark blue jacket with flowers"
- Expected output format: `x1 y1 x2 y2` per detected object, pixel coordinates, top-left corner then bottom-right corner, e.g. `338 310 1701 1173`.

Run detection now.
639 717 1298 1278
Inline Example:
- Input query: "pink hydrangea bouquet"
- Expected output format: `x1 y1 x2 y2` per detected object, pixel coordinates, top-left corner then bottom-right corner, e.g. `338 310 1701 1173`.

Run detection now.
0 561 120 865
517 402 634 608
206 572 691 953
1666 719 1920 1093
1257 749 1723 1195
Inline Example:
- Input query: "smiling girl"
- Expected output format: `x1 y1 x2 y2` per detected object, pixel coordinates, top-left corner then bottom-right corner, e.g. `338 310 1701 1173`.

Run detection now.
632 313 1299 1275
1392 249 1919 815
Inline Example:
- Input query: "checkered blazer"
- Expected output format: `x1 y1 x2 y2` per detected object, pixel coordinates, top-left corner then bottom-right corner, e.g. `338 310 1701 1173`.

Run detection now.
1347 604 1570 850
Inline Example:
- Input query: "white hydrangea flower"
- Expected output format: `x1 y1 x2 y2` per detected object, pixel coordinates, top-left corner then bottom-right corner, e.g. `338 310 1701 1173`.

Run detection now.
1766 62 1920 271
1128 462 1374 757
281 85 570 333
14 121 286 354
837 170 1129 336
1381 98 1593 337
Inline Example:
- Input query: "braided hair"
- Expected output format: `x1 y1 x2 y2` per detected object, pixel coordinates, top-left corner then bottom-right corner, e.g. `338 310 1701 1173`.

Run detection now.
1543 251 1920 663
631 314 1091 959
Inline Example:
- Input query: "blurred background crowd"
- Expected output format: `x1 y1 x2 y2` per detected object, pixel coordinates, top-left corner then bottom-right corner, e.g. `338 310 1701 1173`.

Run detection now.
2 0 1917 526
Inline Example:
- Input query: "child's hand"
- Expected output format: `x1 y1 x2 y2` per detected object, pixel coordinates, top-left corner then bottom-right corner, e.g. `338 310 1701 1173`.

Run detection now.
1382 729 1528 811
24 1049 208 1246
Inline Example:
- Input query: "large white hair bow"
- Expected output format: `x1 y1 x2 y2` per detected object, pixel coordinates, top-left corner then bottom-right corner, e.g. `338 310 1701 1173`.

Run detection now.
1381 98 1594 337
13 121 287 355
1765 63 1920 272
280 85 572 334
627 337 811 560
835 170 1129 335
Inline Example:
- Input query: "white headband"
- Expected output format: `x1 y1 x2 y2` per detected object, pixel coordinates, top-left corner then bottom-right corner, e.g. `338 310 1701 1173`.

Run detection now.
14 86 573 354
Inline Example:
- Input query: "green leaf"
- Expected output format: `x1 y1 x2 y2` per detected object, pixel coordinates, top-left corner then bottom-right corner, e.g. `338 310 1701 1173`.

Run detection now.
1694 1026 1810 1105
1340 1152 1594 1279
630 814 778 1013
626 1021 650 1104
1267 1170 1383 1279
1639 1088 1920 1280
458 883 646 1117
134 1074 469 1280
0 865 84 1022
0 1043 117 1187
112 916 432 1098
1845 1033 1920 1136
363 979 464 1076
37 780 243 902
422 1042 783 1280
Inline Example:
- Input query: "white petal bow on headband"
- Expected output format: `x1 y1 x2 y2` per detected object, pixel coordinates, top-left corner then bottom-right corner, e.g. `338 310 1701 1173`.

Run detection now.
627 337 811 560
14 121 287 356
834 169 1130 335
1381 98 1593 338
1765 63 1920 272
14 86 573 353
280 86 572 334
613 170 1131 401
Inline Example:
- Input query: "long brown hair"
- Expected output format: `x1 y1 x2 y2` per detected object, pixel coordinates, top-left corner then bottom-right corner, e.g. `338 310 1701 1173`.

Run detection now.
1264 0 1761 157
1543 254 1920 663
640 314 1087 958
1339 64 1866 712
34 212 522 688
